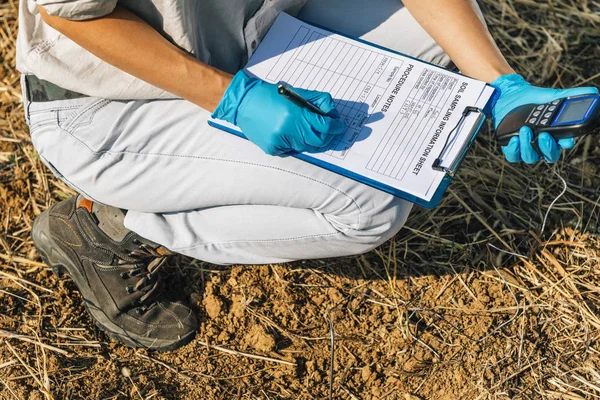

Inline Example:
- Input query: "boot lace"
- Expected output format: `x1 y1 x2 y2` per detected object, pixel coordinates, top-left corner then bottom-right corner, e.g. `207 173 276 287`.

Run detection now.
117 239 173 315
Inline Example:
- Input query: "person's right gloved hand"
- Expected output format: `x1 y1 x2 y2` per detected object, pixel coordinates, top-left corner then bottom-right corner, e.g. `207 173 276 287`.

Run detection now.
212 71 346 156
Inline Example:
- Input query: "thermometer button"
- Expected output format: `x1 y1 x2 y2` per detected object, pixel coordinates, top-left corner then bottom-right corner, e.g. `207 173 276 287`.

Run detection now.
551 100 560 105
533 111 541 117
540 118 549 125
544 112 553 118
529 118 537 124
536 105 545 111
548 106 557 111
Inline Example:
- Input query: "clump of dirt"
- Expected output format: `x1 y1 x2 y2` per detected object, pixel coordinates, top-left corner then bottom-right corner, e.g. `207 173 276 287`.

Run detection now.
203 280 227 320
244 325 276 353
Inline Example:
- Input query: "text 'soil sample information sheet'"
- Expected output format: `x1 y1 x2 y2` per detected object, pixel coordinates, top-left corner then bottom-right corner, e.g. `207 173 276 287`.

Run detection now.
213 13 494 202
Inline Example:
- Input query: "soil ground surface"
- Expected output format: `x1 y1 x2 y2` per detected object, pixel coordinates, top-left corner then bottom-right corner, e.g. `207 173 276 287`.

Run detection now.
1 0 600 399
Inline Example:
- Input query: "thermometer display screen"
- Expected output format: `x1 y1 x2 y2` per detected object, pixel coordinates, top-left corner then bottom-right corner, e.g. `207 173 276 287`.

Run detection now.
555 98 595 124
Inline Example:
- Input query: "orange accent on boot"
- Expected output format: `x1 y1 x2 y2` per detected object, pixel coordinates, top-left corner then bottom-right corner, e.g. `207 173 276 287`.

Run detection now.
78 197 94 213
156 247 169 256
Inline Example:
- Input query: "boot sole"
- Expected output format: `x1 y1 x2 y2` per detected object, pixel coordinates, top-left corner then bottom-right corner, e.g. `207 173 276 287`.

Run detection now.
32 210 196 351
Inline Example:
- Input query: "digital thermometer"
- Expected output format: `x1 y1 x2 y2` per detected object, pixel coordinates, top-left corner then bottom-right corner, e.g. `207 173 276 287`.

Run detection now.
496 93 600 146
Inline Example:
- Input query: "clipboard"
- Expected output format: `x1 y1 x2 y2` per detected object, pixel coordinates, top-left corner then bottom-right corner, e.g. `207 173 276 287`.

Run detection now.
208 13 497 209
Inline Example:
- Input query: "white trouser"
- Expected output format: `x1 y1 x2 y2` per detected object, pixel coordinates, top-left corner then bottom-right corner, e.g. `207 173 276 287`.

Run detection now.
24 0 478 265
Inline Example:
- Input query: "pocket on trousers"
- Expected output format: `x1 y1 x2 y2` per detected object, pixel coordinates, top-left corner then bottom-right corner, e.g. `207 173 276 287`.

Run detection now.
58 99 111 134
27 98 108 137
55 98 117 153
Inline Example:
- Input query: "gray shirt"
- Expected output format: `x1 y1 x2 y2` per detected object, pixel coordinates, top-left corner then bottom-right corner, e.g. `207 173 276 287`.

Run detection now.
17 0 307 99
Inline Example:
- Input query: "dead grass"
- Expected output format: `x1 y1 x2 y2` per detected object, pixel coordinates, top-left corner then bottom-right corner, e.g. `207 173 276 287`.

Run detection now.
1 0 600 399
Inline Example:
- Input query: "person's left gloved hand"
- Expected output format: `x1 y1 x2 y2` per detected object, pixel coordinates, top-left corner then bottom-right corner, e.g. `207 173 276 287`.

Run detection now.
491 74 598 164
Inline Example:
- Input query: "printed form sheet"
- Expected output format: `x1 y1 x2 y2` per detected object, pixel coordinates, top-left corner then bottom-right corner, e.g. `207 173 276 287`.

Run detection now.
213 13 494 202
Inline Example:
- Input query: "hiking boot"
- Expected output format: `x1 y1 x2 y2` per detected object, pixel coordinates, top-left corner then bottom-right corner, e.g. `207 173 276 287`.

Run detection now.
32 196 198 351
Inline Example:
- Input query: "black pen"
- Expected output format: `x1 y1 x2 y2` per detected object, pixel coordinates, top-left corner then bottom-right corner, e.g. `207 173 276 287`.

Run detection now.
277 83 331 117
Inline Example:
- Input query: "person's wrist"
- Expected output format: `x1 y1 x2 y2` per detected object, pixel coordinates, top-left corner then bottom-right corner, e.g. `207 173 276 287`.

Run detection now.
177 54 234 111
215 73 234 101
485 64 516 83
463 61 515 84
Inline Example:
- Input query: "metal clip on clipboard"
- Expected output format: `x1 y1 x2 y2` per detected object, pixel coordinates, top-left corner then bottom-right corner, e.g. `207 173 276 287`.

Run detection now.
431 106 486 177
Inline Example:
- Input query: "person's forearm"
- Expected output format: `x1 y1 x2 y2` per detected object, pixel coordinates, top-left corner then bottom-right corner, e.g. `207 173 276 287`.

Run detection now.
38 5 232 111
401 0 515 83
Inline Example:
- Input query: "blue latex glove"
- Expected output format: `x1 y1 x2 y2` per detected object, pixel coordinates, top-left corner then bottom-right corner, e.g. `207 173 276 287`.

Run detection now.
212 71 346 155
491 74 598 164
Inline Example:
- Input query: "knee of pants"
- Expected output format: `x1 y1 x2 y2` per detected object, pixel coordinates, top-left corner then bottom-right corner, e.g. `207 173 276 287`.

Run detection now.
335 195 413 254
